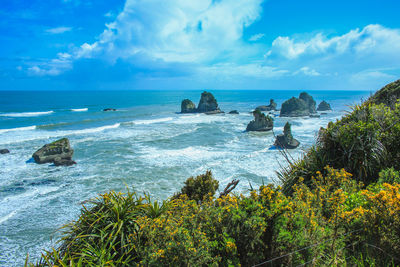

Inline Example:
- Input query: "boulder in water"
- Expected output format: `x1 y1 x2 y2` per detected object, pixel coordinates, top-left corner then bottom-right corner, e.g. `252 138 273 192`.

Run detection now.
197 91 222 113
280 97 309 117
317 101 332 111
274 122 300 149
0 149 10 154
103 108 116 111
181 99 197 113
228 110 239 114
246 109 273 131
32 138 74 165
299 92 316 114
256 99 277 111
54 157 77 166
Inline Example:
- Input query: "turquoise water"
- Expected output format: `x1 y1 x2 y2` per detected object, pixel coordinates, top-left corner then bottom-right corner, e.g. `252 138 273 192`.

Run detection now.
0 90 371 265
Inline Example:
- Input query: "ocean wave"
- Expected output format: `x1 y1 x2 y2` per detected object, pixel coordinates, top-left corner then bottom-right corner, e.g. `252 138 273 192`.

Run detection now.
126 117 173 125
0 125 36 134
63 123 121 135
70 108 88 112
0 111 54 117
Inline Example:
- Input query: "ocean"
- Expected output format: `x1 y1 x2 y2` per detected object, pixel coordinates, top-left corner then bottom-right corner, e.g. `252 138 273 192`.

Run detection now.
0 90 371 265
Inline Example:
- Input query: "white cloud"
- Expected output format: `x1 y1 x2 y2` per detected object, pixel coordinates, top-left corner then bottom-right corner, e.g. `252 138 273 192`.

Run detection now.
249 33 265 41
77 0 264 62
45 26 73 34
267 24 400 60
201 63 288 78
295 66 321 76
29 0 265 77
27 53 72 76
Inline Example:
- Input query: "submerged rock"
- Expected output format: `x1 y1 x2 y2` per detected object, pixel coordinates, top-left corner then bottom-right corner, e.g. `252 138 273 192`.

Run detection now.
274 122 300 149
280 97 309 117
0 149 10 154
103 108 116 111
54 157 77 166
256 99 277 111
317 100 332 111
299 92 317 114
246 109 273 131
197 91 222 113
32 138 74 165
181 99 197 113
228 110 239 114
309 114 321 118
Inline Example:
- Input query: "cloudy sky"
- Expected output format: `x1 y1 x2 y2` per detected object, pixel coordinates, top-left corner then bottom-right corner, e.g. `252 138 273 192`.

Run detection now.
1 0 400 90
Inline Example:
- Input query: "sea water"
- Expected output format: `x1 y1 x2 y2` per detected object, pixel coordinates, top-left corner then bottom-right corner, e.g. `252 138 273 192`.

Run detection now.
0 90 371 265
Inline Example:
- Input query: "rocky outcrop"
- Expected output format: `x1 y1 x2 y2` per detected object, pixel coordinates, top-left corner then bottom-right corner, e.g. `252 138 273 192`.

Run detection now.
256 99 277 111
180 91 223 114
0 149 10 154
54 157 76 166
317 101 332 111
197 91 222 113
181 99 197 113
368 79 400 108
228 110 239 114
32 138 75 165
246 109 273 131
299 92 316 114
103 108 116 111
274 122 300 149
280 97 310 117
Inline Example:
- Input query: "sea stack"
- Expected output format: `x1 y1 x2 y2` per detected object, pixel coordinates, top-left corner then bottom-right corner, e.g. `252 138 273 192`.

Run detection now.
280 92 317 117
180 91 223 114
317 101 332 111
299 92 317 114
256 99 277 111
181 99 197 113
274 122 300 149
32 138 76 166
246 109 273 131
280 97 309 117
197 91 222 114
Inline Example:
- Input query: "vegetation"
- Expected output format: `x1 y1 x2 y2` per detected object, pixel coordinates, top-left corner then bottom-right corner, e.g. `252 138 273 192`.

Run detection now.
28 79 400 266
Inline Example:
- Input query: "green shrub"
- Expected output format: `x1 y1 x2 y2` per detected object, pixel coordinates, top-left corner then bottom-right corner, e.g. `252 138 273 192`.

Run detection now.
175 170 219 203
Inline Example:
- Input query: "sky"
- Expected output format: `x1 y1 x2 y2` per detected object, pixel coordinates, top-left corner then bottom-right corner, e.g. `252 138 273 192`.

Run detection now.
1 0 400 91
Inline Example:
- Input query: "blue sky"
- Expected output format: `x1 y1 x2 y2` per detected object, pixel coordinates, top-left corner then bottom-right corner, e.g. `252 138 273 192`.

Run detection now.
1 0 400 90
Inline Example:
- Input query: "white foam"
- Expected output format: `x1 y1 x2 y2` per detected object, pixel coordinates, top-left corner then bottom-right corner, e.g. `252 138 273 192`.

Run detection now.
173 114 226 124
0 111 54 117
129 117 173 125
71 108 88 112
63 123 121 135
0 125 36 134
0 210 17 224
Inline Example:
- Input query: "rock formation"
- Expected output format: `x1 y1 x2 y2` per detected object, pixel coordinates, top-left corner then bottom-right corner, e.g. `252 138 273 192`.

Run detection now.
256 99 277 111
274 122 300 149
246 109 273 131
181 99 197 113
317 101 332 111
32 138 75 166
280 97 310 117
197 91 222 113
0 149 10 154
299 92 316 113
180 91 223 114
228 110 239 114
